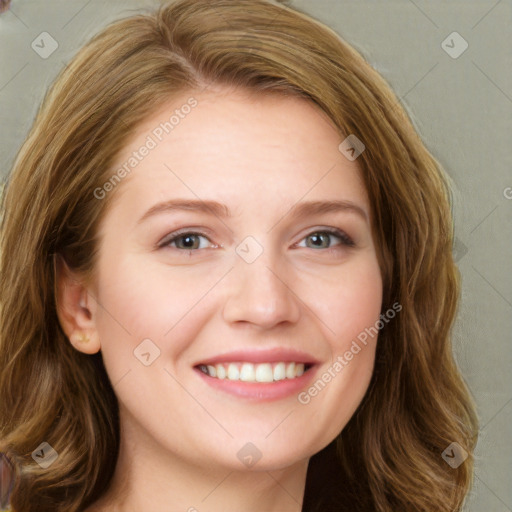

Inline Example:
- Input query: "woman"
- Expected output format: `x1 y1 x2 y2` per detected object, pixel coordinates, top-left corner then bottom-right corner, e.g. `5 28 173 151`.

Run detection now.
0 0 478 510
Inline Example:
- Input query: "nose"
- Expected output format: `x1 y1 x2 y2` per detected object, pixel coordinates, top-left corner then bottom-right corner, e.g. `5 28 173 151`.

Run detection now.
222 249 301 330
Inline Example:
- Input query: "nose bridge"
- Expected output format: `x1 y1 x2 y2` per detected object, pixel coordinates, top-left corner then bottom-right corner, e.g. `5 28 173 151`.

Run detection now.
222 238 301 328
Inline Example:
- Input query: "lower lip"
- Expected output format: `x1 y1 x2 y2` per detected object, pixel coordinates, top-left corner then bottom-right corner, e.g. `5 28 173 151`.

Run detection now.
194 365 318 401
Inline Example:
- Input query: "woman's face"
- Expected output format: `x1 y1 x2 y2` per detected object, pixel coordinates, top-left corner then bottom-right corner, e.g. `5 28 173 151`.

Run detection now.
86 87 382 471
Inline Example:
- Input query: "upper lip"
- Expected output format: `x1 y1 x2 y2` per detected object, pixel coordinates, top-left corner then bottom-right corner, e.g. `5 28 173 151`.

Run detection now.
194 348 319 366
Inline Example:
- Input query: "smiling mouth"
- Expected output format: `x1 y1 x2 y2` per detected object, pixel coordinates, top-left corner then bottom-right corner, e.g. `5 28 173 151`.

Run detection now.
195 362 314 382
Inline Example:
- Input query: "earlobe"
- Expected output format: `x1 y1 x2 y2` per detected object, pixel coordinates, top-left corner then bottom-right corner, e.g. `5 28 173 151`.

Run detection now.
68 329 101 355
54 253 101 354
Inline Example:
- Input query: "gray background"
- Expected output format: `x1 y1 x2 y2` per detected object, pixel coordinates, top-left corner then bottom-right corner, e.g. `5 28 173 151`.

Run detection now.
0 1 511 510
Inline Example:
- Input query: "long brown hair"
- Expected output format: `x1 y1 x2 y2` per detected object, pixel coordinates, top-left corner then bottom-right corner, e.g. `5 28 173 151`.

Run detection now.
0 1 478 510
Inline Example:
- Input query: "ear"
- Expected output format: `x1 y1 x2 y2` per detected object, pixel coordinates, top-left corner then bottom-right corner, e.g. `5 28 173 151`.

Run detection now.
54 253 101 354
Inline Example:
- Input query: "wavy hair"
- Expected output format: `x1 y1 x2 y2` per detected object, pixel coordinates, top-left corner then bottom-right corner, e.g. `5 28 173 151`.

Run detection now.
0 0 478 510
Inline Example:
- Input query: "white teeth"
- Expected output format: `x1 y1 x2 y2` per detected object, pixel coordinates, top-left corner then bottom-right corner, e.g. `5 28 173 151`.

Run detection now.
216 365 226 379
255 363 274 383
227 363 240 380
273 362 286 381
240 363 255 382
201 362 310 382
285 362 296 379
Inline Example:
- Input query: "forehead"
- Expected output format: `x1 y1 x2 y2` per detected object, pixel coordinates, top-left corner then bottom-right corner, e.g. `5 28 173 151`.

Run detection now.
106 87 369 217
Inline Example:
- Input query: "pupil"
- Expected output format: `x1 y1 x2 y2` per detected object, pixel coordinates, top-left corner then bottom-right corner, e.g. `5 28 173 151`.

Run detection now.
311 233 326 247
182 236 196 248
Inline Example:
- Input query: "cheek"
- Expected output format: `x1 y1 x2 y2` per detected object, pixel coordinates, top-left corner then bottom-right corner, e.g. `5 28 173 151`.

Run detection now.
296 255 382 437
92 253 217 371
313 254 383 350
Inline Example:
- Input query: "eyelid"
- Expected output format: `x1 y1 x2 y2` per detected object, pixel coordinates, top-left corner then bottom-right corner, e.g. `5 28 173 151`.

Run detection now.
158 229 215 249
294 227 355 248
158 226 355 251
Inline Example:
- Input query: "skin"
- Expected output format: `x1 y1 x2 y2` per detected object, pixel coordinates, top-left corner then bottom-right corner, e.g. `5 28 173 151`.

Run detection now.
57 86 383 512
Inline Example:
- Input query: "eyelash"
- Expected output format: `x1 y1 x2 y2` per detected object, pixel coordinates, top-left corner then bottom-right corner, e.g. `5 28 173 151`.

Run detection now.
159 227 355 253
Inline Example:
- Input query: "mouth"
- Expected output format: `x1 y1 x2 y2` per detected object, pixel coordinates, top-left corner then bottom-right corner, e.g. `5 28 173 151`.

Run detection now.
195 361 314 382
192 348 319 401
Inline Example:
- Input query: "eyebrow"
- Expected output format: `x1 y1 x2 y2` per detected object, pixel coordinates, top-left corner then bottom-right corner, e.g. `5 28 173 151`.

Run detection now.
137 198 368 224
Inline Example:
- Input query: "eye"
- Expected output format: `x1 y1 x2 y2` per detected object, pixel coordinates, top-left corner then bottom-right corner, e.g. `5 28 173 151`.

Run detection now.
297 228 355 250
159 231 214 251
158 227 355 253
